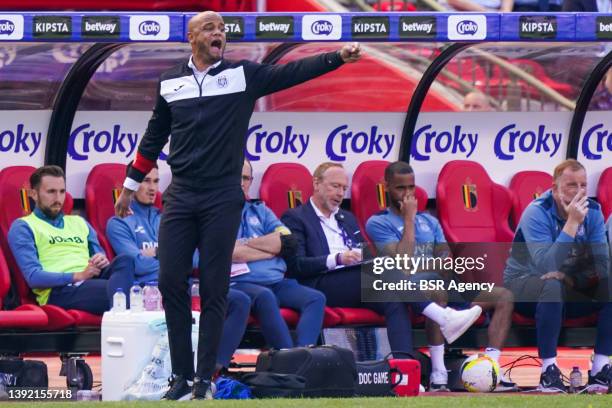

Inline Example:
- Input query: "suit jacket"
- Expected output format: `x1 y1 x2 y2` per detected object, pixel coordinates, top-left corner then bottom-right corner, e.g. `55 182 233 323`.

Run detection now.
281 200 364 280
562 0 598 11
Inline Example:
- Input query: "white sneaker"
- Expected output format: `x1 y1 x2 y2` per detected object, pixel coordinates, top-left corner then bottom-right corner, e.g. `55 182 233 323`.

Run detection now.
429 370 450 392
494 372 519 392
439 306 482 344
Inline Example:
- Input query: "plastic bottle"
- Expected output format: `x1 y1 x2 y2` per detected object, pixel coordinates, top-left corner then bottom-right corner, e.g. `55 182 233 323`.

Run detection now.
151 281 162 311
569 366 582 393
112 288 126 312
143 283 156 311
129 282 143 312
191 280 200 312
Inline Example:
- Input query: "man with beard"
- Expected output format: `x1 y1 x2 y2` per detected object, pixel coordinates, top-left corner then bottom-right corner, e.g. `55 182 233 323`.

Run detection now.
8 165 135 315
114 11 362 400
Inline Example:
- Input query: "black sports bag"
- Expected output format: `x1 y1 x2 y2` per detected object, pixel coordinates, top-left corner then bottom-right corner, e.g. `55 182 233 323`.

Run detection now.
244 345 356 398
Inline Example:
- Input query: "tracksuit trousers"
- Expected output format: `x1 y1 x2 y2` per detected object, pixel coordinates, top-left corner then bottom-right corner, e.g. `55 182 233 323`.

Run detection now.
158 182 244 380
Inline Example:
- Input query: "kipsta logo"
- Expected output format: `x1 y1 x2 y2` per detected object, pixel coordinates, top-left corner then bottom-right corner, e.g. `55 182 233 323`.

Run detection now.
217 75 228 88
311 20 333 36
457 20 478 35
0 20 15 35
138 21 160 36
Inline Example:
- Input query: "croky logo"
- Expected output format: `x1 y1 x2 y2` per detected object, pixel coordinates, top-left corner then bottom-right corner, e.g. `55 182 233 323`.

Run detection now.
462 179 478 211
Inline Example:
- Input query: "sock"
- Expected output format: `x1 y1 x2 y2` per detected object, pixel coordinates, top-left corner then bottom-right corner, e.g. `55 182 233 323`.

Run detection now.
542 357 556 373
422 303 447 325
429 344 446 373
591 354 610 376
484 347 501 363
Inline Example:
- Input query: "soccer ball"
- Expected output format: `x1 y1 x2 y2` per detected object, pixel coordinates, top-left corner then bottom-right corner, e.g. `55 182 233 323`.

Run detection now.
460 354 499 392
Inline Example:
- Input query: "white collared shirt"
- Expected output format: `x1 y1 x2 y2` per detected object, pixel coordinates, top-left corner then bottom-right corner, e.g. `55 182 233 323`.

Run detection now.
310 198 348 270
188 55 222 83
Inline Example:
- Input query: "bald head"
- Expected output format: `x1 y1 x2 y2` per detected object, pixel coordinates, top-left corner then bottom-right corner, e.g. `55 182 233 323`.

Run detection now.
188 11 223 32
187 11 226 67
463 91 493 112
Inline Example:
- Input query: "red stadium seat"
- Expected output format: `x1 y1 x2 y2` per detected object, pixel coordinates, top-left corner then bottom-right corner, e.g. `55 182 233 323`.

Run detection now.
85 163 162 259
351 160 428 241
0 166 100 329
597 167 612 221
508 170 552 228
0 249 48 329
259 163 314 218
436 160 513 243
436 161 513 285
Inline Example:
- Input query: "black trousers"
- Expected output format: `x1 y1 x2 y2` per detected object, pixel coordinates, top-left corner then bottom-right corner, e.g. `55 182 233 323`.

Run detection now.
158 182 244 380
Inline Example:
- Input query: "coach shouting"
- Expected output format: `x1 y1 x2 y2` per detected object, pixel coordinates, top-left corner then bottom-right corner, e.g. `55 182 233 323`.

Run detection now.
115 11 361 400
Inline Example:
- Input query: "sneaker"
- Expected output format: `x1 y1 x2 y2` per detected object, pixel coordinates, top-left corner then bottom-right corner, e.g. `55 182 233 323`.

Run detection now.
586 364 612 394
429 370 450 392
537 364 567 393
161 375 192 401
191 377 215 400
494 373 519 392
439 306 482 344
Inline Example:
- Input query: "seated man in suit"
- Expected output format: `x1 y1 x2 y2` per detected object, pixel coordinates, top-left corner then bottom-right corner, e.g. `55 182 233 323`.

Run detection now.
8 165 135 315
231 159 326 349
281 162 482 356
505 159 611 392
107 163 251 373
367 161 516 391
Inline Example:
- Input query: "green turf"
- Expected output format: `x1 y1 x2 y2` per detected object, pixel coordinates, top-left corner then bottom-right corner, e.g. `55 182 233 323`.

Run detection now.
2 395 611 407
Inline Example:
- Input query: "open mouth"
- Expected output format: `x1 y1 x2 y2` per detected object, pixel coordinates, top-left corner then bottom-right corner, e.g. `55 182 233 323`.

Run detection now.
211 40 222 52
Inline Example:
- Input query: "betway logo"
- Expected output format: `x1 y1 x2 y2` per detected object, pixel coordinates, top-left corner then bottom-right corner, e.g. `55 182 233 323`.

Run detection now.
84 21 117 33
402 21 433 34
599 22 612 32
259 21 290 34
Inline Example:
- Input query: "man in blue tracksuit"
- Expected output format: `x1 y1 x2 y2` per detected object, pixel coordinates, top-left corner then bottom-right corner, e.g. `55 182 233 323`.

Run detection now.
230 160 325 349
8 166 135 315
114 11 361 400
107 164 250 374
504 159 611 393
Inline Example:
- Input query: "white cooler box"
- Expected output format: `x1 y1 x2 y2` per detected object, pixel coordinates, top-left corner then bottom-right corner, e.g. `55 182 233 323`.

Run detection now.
101 310 200 401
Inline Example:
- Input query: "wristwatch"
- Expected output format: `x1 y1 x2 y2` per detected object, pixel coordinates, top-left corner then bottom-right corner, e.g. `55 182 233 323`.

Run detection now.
238 237 250 245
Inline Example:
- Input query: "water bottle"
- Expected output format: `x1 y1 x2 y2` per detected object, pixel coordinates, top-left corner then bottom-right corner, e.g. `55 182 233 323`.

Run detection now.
129 282 143 312
143 282 156 311
112 288 126 312
191 280 200 312
569 366 582 393
151 281 163 311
